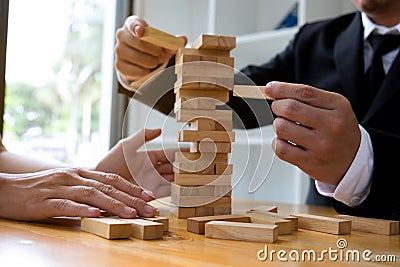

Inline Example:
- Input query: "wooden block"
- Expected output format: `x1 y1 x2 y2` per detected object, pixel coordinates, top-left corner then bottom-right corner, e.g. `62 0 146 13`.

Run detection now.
155 209 160 216
233 85 274 100
205 221 277 243
214 120 233 131
175 108 231 123
175 97 199 110
216 77 234 90
176 88 230 103
187 214 251 234
171 195 230 207
179 130 235 143
140 216 169 232
191 119 216 131
175 151 228 164
204 196 231 208
217 36 236 51
248 213 293 235
80 218 132 239
173 162 198 174
176 54 201 64
175 73 199 88
141 27 185 50
195 206 215 217
217 56 234 67
175 64 234 79
215 163 233 175
192 34 220 50
191 142 232 153
174 174 231 186
171 183 214 196
214 185 232 196
200 55 218 62
213 206 232 215
292 214 351 235
119 218 163 240
170 207 196 219
248 205 278 213
247 211 298 231
191 34 236 51
177 47 230 59
335 215 399 235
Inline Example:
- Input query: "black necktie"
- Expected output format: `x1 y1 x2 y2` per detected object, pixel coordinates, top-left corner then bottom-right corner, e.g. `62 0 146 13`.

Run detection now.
366 34 400 103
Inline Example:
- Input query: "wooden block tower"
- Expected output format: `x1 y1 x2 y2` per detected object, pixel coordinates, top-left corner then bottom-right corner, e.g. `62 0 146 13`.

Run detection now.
171 34 236 218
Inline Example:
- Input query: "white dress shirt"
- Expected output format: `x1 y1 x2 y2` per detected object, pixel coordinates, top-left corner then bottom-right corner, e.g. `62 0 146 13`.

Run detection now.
316 13 400 207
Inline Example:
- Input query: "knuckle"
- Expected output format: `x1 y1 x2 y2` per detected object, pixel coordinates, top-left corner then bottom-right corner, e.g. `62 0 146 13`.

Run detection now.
283 100 300 117
108 199 122 211
53 199 70 212
100 184 117 195
298 85 315 99
273 118 288 137
104 173 121 185
129 197 143 208
81 186 97 198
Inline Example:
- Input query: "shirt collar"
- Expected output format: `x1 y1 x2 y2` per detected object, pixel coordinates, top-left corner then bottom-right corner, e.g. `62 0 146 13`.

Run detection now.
361 12 400 40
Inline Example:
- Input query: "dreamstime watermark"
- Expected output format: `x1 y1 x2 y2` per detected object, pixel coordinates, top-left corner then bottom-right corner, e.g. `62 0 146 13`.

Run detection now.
257 238 397 263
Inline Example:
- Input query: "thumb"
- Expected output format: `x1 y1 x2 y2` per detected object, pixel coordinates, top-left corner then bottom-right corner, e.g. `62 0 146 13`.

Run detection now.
126 128 162 151
176 34 188 46
124 15 149 37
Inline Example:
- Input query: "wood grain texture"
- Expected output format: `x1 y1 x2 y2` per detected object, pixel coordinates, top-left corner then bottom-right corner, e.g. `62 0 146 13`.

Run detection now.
247 210 298 231
205 221 278 243
187 214 251 234
179 130 235 143
292 214 351 235
191 35 236 51
173 174 231 186
140 216 169 232
233 85 274 100
80 217 132 239
247 213 293 235
335 214 399 235
118 218 163 240
248 205 278 213
141 27 185 50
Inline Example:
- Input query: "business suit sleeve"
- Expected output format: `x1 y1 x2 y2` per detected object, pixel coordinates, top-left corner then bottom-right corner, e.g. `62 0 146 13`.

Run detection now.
333 128 400 220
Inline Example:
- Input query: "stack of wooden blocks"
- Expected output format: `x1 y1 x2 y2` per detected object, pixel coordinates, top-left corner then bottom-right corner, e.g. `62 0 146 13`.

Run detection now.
171 34 236 219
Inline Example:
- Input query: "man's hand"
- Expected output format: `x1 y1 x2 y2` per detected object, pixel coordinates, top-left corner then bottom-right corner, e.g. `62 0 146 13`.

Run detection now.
265 82 361 185
115 15 187 82
0 168 156 221
96 129 177 198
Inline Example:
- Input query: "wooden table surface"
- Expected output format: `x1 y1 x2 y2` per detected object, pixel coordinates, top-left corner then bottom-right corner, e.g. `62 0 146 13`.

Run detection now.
0 198 398 267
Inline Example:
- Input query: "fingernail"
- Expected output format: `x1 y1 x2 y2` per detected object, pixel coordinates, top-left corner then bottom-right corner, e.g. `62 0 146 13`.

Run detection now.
88 207 100 216
142 190 154 200
134 25 140 35
265 81 274 93
144 204 156 215
123 206 136 216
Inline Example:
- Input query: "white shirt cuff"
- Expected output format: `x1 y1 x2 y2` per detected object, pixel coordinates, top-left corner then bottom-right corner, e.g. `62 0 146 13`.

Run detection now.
316 125 374 207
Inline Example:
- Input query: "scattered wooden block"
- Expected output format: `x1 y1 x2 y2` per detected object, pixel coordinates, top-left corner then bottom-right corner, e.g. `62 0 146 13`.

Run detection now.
248 213 293 235
205 221 277 243
335 214 399 235
248 205 278 213
247 211 298 231
179 130 235 143
174 174 231 186
233 85 274 100
118 218 163 240
292 214 351 235
140 216 169 232
80 218 132 239
141 27 185 50
187 214 251 234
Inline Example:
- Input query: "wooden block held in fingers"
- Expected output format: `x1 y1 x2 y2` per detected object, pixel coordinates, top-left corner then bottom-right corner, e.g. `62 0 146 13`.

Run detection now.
187 214 251 234
141 27 185 50
170 207 196 219
205 221 277 243
179 130 235 143
292 214 351 235
248 213 293 235
335 214 399 235
80 218 132 239
118 218 163 240
140 216 169 232
233 85 274 100
248 205 278 213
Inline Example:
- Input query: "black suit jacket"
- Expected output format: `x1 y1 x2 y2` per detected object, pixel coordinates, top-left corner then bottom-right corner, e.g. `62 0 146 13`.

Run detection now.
120 12 400 220
239 12 400 220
